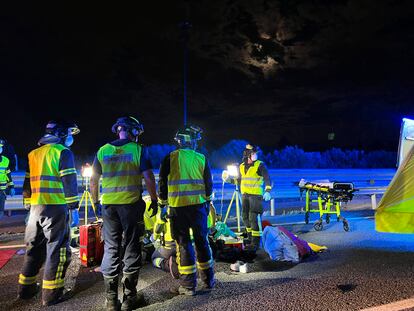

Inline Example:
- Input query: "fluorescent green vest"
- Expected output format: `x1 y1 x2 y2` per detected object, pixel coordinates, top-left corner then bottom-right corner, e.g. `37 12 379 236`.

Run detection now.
0 156 10 190
168 149 207 207
240 160 264 195
28 144 77 205
98 142 142 204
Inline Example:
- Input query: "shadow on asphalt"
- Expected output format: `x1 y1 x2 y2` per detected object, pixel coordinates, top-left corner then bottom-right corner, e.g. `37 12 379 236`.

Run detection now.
72 266 103 295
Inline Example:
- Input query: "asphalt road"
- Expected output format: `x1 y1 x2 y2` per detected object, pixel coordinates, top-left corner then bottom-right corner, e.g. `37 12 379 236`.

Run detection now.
1 210 414 311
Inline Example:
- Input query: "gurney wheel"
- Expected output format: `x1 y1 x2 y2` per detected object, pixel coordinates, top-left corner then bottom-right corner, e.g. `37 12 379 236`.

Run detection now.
325 214 330 224
305 212 310 224
314 221 323 231
343 220 349 232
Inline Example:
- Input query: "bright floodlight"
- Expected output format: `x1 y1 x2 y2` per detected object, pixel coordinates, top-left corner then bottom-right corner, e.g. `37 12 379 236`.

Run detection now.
227 164 239 178
82 165 93 178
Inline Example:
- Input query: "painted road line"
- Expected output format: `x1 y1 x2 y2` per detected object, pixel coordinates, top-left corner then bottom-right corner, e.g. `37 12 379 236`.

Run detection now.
361 297 414 311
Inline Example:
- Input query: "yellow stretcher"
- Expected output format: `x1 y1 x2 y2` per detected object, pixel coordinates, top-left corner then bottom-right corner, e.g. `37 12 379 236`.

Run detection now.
298 180 356 232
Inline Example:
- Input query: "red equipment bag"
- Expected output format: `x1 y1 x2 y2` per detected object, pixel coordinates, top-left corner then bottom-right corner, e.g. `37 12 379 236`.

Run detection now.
79 222 104 267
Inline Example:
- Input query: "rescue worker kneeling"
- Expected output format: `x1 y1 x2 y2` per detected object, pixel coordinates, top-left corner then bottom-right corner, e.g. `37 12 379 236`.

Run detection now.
18 121 80 306
151 203 216 279
158 126 215 296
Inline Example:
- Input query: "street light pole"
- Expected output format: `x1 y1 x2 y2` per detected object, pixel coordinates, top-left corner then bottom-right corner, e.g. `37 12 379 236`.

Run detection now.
180 21 191 127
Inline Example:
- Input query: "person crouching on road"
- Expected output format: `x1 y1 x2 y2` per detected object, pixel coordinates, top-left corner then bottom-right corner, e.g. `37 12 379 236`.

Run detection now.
158 126 215 296
239 144 272 252
18 121 80 306
90 116 158 311
0 138 15 219
151 202 216 279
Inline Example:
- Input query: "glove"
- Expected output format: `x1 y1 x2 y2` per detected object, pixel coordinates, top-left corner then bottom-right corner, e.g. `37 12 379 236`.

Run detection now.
263 191 272 202
70 209 80 227
9 188 15 197
159 206 167 221
93 202 102 217
67 202 79 210
149 200 158 217
221 170 231 183
24 203 31 210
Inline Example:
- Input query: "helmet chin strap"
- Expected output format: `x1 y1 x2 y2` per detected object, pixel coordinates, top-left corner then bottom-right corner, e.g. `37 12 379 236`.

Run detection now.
124 131 138 142
38 134 62 146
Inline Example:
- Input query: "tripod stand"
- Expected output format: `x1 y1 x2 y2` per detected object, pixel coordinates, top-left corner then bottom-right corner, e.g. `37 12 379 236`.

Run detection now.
223 183 243 232
79 175 99 225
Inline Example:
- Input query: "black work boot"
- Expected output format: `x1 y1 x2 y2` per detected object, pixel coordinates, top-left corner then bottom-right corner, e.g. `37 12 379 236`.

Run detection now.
104 276 120 311
121 272 144 311
169 285 196 296
244 236 260 253
252 236 261 249
42 287 65 306
243 230 252 244
17 283 40 300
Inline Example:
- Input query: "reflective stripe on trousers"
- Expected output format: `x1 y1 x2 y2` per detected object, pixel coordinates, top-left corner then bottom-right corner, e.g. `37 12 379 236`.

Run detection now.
19 205 71 292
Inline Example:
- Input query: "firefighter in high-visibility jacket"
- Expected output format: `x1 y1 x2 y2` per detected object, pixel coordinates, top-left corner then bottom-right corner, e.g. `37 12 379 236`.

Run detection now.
239 144 272 252
18 121 80 306
90 116 158 311
0 138 15 219
158 126 215 296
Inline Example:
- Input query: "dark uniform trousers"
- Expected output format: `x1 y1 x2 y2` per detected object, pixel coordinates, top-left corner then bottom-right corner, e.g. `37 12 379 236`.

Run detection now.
101 200 145 277
169 202 214 289
0 190 6 218
151 246 176 274
242 194 263 246
18 205 71 296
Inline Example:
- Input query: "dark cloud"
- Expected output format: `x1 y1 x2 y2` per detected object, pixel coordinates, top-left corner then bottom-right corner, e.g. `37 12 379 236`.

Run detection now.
0 0 413 158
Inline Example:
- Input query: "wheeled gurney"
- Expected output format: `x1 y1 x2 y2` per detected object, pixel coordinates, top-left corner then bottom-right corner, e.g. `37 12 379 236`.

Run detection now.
298 179 357 231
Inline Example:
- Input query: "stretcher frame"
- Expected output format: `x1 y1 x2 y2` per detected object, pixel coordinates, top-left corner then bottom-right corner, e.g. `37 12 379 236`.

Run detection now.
302 183 350 232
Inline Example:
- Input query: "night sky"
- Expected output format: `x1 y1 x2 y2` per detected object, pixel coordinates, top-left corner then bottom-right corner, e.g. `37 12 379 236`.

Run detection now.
1 0 414 158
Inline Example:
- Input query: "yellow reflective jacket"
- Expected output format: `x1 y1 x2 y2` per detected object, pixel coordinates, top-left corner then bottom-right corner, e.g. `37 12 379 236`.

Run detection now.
167 149 207 207
240 160 264 195
28 144 77 205
143 196 156 232
97 142 142 204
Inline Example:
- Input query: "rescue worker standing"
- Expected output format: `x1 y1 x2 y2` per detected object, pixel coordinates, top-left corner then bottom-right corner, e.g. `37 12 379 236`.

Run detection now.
0 139 15 219
18 121 80 306
1 139 17 171
90 116 158 311
158 126 215 296
239 144 272 252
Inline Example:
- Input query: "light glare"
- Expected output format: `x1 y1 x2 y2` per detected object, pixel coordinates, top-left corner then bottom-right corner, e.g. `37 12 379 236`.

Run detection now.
227 165 239 177
82 166 93 178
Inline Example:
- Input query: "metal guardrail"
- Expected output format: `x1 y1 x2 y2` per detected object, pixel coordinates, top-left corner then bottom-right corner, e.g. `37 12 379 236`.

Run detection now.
356 186 388 209
6 169 394 215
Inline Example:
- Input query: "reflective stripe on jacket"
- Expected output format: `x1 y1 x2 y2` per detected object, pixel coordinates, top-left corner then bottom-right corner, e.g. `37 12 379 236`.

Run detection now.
97 142 142 204
0 156 10 190
240 160 264 195
28 144 75 205
167 149 206 207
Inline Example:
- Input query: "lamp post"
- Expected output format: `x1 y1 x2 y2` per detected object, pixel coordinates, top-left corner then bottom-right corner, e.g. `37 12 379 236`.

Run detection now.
180 21 192 127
